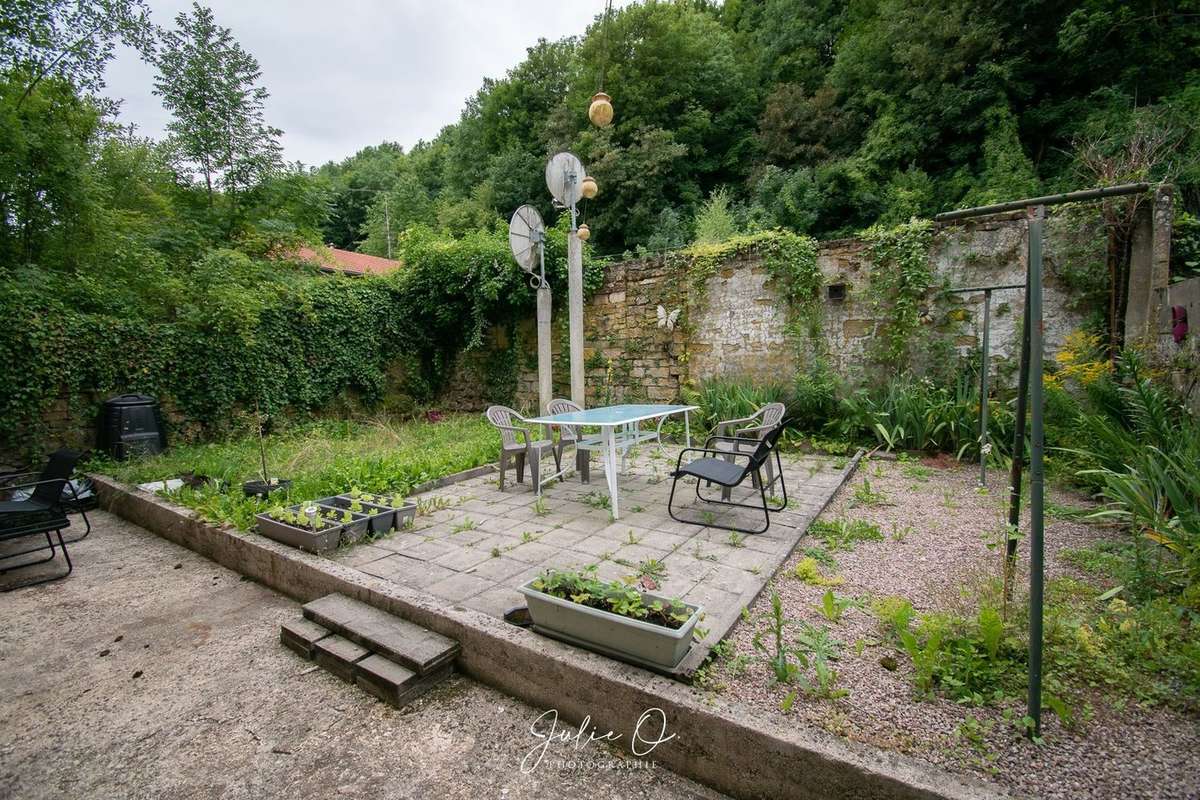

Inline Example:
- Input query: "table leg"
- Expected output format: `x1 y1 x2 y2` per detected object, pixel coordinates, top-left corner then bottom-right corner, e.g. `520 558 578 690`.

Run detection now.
684 410 691 447
603 425 619 519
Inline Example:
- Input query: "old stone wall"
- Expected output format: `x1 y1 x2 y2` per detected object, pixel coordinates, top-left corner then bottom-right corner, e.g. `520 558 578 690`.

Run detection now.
497 209 1110 414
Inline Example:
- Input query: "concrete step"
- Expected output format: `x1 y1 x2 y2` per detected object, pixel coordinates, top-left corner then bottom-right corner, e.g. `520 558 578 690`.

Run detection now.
356 654 452 708
280 617 332 660
313 633 370 682
282 593 461 709
302 593 459 676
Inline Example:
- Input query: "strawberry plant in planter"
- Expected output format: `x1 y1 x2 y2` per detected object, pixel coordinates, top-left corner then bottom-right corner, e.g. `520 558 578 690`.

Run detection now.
257 504 343 553
518 567 704 670
255 491 417 553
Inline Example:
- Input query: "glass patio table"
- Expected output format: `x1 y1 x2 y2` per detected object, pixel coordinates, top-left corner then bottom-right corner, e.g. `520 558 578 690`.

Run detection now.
523 403 698 519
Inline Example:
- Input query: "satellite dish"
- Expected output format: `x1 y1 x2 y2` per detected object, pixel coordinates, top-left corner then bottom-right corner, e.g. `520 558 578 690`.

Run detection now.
545 152 585 207
509 204 546 288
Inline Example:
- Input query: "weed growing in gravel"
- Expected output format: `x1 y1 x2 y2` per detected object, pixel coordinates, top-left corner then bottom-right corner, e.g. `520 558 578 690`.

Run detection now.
1044 500 1095 521
451 517 477 533
626 529 642 545
811 518 884 551
871 596 917 635
890 523 913 542
753 593 803 683
532 496 548 516
793 557 844 586
768 620 850 701
818 589 859 623
851 477 889 507
803 546 838 569
727 532 746 548
955 714 1000 773
900 461 933 481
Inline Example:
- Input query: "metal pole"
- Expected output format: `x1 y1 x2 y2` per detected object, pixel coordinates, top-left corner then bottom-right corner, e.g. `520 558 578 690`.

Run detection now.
1005 272 1031 594
1026 205 1046 738
934 182 1150 222
979 289 991 487
384 196 392 259
946 282 1023 491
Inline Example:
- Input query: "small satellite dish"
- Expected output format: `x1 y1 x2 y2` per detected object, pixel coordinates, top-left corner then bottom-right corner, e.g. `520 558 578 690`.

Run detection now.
545 152 585 207
509 204 546 288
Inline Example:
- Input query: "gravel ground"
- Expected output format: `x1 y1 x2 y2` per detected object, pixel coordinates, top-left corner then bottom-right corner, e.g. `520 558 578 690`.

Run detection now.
0 510 724 800
707 455 1200 800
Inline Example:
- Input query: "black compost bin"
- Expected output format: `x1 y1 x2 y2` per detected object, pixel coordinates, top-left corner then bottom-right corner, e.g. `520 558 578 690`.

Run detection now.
99 394 167 460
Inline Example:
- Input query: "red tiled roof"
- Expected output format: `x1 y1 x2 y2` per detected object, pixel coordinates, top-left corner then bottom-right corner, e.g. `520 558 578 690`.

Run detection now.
296 246 401 276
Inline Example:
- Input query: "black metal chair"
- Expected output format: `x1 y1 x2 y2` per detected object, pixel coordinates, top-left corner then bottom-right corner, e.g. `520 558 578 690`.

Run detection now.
0 448 90 590
667 423 788 535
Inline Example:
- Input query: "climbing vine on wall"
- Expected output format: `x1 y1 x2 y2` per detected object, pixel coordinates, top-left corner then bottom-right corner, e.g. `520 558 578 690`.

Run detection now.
863 219 936 370
663 230 821 377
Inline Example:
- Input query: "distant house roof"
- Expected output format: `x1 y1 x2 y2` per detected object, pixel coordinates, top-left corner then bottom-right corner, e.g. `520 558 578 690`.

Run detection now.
296 245 400 277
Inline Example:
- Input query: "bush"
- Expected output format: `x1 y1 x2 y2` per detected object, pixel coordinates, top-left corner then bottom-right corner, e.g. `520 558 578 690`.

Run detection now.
0 219 603 459
828 368 1009 459
682 377 792 434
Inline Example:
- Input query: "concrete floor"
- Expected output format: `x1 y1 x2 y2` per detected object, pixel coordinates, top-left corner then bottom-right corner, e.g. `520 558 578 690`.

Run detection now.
0 510 725 800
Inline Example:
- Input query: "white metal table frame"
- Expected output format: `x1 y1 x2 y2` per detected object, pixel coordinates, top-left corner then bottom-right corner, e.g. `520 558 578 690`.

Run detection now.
525 403 698 519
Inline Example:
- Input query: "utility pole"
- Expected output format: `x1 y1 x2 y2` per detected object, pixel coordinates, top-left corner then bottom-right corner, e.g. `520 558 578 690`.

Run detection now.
384 195 392 259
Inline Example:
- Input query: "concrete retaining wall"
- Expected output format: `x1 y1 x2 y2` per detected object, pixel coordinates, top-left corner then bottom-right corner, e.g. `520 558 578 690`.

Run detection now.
94 474 1003 800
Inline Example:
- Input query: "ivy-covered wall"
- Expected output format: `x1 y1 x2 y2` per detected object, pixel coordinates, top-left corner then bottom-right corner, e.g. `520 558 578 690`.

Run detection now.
498 213 1114 414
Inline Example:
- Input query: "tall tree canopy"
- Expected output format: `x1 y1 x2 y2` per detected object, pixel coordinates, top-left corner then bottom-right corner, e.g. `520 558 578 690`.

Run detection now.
314 0 1198 255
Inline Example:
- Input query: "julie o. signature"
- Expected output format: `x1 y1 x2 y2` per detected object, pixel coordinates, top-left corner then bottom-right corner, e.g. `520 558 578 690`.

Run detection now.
521 707 676 773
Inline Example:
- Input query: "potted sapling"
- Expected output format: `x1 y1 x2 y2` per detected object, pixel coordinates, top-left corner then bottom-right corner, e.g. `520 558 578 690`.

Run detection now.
242 402 292 499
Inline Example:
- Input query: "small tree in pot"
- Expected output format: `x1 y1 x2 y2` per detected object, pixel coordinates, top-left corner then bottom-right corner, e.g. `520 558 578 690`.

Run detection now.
242 401 292 498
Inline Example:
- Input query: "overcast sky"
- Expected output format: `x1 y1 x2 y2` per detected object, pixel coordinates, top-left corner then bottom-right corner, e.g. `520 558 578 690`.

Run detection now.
103 1 631 168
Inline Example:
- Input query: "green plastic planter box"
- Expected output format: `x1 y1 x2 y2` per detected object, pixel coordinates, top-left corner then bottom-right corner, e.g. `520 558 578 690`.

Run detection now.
518 579 702 670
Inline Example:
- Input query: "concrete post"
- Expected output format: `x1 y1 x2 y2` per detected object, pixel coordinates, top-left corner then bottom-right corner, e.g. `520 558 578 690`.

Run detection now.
568 209 585 407
1125 184 1173 345
536 285 552 416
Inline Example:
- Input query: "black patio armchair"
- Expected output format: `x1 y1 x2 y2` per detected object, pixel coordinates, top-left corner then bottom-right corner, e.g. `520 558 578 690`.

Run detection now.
0 448 90 590
667 423 788 535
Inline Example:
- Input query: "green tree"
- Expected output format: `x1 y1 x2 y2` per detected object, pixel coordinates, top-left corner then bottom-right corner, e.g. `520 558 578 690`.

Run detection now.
153 3 282 225
0 0 152 108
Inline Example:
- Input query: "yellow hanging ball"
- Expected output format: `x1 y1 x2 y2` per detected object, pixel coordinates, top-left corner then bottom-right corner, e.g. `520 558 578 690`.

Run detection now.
588 92 613 128
577 224 591 242
581 176 598 199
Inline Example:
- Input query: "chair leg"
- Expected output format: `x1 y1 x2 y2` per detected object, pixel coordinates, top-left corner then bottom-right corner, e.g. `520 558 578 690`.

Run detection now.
1 529 73 592
515 452 527 483
498 450 508 492
531 450 542 495
553 446 563 483
578 450 590 483
0 531 63 567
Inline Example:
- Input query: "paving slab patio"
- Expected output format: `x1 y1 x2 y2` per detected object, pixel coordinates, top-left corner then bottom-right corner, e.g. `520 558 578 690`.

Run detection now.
329 445 855 675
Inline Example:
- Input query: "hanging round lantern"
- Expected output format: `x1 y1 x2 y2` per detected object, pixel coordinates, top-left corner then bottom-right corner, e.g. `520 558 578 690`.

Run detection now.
577 223 591 242
581 176 598 199
588 91 613 128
